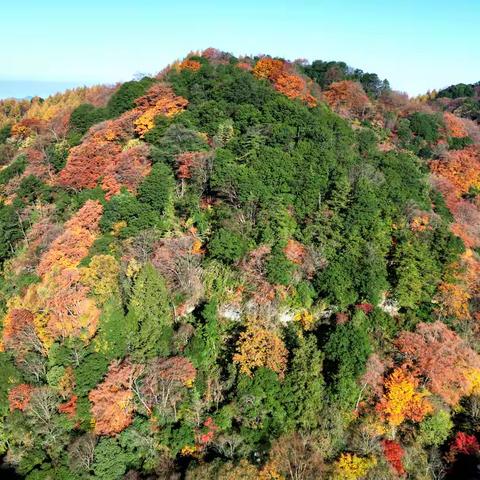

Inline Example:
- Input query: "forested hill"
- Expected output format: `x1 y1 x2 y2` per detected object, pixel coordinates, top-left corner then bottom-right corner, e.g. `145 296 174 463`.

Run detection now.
0 49 479 480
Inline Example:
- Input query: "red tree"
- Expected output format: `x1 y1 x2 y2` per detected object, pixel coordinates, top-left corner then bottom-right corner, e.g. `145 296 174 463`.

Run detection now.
323 80 371 118
396 321 480 405
8 384 34 412
382 440 405 475
89 361 140 436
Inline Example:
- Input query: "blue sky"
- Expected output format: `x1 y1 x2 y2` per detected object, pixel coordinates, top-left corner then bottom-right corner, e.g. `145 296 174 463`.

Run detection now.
1 0 479 98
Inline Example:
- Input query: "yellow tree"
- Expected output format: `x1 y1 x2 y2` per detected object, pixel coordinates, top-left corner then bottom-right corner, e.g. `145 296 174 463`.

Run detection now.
233 323 288 378
376 367 432 428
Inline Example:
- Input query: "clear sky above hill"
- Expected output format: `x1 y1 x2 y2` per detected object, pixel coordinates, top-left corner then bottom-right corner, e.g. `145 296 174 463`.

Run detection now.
1 0 479 98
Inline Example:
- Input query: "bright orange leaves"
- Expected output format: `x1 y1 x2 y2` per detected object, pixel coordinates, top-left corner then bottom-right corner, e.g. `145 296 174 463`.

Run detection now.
233 324 288 378
396 321 480 406
253 57 317 106
430 146 480 250
253 58 285 81
323 80 371 119
58 83 186 196
179 59 202 72
8 384 34 412
430 146 480 197
443 112 468 138
134 84 188 136
89 361 139 436
38 200 103 275
376 367 432 427
7 201 104 345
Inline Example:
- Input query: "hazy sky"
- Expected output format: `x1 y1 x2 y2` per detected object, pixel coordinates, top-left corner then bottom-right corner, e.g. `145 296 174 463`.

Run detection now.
1 0 479 98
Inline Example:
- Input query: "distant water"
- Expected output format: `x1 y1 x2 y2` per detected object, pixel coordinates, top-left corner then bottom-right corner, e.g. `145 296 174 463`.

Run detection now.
0 80 95 100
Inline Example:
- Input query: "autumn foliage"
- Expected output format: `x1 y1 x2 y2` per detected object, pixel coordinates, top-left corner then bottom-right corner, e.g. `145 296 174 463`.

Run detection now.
396 321 480 405
443 112 469 138
324 80 371 118
58 83 186 196
8 384 34 412
253 57 317 106
38 200 103 275
179 59 202 72
6 200 105 345
233 323 288 378
333 453 377 480
89 361 139 436
376 367 432 426
133 84 188 136
382 440 405 475
449 431 480 457
430 146 480 196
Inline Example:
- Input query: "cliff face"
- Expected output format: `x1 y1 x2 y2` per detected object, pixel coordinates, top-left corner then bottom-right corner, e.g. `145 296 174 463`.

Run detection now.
0 49 479 479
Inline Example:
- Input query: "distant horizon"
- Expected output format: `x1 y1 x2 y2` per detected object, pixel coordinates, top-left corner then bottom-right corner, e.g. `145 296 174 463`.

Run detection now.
1 57 479 101
0 79 107 100
2 0 479 100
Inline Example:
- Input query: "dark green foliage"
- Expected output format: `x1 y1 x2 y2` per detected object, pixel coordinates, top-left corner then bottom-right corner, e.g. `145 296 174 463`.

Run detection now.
303 59 390 97
0 203 24 263
74 352 109 396
106 77 156 117
265 247 296 286
99 191 159 237
455 97 480 121
408 112 443 143
45 142 69 172
0 353 22 415
437 83 475 99
16 175 51 204
208 227 250 264
69 103 107 136
0 123 12 143
448 135 473 150
235 368 287 446
93 437 134 480
137 161 175 213
324 311 372 405
147 124 209 162
431 188 454 221
126 263 173 359
0 154 27 185
282 335 324 430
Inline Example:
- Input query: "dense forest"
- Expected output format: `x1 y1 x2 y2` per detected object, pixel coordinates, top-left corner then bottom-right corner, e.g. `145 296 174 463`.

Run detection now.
0 48 479 479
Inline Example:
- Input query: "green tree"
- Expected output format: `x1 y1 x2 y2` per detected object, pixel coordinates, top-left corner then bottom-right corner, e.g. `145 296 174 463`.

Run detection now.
126 263 173 359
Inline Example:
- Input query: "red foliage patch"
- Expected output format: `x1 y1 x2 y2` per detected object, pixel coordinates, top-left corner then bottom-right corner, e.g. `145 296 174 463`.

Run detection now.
8 384 34 412
382 439 406 475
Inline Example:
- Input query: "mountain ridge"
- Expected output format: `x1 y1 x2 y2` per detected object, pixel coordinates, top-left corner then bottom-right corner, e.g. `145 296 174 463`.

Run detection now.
0 48 479 479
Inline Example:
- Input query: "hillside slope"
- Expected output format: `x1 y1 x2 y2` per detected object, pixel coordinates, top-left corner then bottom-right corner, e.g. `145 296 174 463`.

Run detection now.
0 49 479 479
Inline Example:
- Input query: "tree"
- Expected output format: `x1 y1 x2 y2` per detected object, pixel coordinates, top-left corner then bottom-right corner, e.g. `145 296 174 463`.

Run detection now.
418 410 453 446
126 263 173 359
8 384 34 412
323 80 371 118
396 321 480 405
233 324 288 378
382 439 405 476
444 112 468 138
89 361 139 436
80 254 120 304
333 453 376 480
37 200 103 275
137 161 175 213
133 84 188 136
133 356 196 419
376 367 432 427
282 335 324 429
